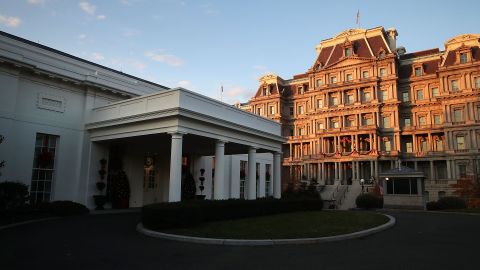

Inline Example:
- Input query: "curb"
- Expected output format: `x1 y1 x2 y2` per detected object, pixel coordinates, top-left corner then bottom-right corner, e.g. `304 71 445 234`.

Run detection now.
0 217 58 231
136 214 396 246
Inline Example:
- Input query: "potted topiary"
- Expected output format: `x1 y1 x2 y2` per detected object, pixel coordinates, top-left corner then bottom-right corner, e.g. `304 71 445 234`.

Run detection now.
93 158 108 210
110 171 130 209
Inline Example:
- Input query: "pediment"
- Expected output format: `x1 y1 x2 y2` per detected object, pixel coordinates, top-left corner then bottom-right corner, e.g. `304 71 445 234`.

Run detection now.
325 56 374 69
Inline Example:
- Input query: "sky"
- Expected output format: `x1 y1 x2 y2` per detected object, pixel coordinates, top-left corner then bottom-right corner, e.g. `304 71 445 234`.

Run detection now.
0 0 479 104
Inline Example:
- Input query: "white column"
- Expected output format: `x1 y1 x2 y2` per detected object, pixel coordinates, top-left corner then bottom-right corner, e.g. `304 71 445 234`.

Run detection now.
247 147 257 200
168 132 183 202
273 152 282 199
214 140 226 200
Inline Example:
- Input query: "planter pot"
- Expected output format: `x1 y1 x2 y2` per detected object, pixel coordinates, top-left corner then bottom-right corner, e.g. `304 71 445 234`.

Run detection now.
93 195 107 210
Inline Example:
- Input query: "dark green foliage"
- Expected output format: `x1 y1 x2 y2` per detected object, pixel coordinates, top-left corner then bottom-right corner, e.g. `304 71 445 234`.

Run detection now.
436 196 467 210
38 200 89 216
181 173 196 200
355 193 384 209
426 201 441 211
283 181 322 200
142 199 324 230
0 181 29 211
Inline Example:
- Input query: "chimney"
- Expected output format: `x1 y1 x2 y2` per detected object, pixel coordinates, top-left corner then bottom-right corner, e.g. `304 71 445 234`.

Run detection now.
386 27 398 52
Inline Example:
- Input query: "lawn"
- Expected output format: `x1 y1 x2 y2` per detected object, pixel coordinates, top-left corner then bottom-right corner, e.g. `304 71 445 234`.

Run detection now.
164 211 389 239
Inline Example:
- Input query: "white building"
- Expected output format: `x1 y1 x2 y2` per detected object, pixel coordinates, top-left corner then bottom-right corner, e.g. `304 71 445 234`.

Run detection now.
0 31 284 209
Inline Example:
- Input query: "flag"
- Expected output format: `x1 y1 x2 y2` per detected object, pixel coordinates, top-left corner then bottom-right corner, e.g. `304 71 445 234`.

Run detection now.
356 9 360 26
221 85 224 93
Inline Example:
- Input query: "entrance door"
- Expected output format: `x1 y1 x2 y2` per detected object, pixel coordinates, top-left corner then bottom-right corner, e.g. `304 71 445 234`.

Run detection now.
142 157 161 205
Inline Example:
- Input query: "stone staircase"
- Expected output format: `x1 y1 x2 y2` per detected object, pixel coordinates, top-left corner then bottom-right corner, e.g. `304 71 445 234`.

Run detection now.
319 182 362 210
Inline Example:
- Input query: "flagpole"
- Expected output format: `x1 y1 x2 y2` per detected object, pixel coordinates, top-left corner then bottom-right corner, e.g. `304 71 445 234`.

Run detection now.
221 84 223 102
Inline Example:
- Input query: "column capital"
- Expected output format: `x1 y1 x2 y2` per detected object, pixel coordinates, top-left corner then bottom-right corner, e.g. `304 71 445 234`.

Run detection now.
168 131 187 139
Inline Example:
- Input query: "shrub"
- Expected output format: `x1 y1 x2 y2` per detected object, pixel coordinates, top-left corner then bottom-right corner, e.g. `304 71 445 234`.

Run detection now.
142 199 323 230
436 196 466 210
426 201 441 211
39 200 89 216
0 181 29 211
355 193 383 209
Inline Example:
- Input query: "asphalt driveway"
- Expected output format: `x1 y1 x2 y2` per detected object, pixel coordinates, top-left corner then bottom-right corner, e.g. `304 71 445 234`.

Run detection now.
0 210 478 270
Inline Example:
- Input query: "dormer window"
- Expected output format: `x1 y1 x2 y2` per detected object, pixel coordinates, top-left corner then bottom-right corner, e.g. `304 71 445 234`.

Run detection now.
262 87 267 96
379 50 386 59
414 66 423 76
460 53 467 64
345 48 352 57
298 86 304 94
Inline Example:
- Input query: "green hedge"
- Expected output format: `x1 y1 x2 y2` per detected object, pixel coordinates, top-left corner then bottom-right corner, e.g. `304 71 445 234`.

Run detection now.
355 193 383 209
0 181 29 211
142 199 323 230
427 196 467 211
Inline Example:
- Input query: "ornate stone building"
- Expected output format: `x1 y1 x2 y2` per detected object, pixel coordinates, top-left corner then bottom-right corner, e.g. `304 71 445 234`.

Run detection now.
248 26 480 203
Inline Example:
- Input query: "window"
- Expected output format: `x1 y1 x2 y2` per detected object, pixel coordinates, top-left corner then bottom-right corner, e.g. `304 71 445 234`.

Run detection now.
316 79 323 87
380 68 386 77
345 48 351 57
402 92 409 102
298 105 304 115
436 139 444 151
460 53 467 64
381 90 388 101
346 95 354 104
298 86 304 94
382 116 390 128
318 122 324 130
477 106 480 120
262 87 267 96
362 92 371 102
331 96 338 106
298 128 305 136
330 76 337 84
418 116 426 126
256 107 262 115
331 120 339 129
416 89 424 100
269 105 275 115
404 118 411 127
317 99 323 108
31 133 59 204
451 80 459 92
475 77 480 89
456 136 465 150
362 71 369 78
363 116 373 126
265 164 271 196
346 118 354 127
346 73 353 81
415 67 422 76
289 107 294 116
431 87 439 97
240 160 247 199
453 109 464 122
384 140 392 152
406 142 413 153
289 129 294 136
386 178 418 195
421 140 428 152
434 115 441 125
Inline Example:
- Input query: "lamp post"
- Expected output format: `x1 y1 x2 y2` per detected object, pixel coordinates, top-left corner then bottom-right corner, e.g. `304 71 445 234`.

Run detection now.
360 178 365 193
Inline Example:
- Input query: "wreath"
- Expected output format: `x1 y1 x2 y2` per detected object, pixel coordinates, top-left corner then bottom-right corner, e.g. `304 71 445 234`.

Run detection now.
38 151 53 168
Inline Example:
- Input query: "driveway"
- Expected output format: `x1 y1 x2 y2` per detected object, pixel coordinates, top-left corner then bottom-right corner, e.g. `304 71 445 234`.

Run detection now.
0 210 478 270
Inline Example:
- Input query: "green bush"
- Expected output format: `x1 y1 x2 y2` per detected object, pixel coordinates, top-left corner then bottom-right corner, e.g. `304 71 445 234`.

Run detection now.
426 201 441 211
355 193 383 209
436 196 466 210
0 181 29 211
39 200 89 216
142 199 324 230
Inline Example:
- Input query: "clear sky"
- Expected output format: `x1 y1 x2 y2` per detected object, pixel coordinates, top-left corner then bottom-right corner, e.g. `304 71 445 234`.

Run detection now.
1 0 479 103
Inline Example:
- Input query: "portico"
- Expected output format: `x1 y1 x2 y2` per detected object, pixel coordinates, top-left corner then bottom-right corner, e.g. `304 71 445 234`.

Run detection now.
84 88 284 207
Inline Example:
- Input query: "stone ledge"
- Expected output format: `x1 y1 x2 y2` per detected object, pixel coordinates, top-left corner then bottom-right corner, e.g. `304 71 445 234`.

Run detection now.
136 214 396 246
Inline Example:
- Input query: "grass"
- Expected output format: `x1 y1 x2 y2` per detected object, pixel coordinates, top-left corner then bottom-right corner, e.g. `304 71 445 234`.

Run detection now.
164 211 389 239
